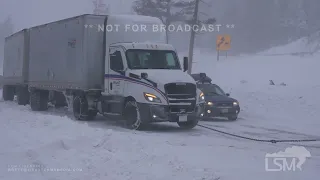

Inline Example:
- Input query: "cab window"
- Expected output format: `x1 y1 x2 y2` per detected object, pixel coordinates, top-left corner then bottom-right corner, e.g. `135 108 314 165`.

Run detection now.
110 50 124 71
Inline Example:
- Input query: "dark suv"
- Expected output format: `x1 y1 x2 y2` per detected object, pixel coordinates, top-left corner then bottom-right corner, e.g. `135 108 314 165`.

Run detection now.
191 73 240 120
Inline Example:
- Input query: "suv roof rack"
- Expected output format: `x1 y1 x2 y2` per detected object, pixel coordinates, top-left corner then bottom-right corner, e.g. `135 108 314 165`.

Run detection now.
191 73 212 83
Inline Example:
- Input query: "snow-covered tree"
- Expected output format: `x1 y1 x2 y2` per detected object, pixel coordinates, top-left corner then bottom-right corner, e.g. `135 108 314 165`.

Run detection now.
0 16 14 75
132 0 187 43
133 0 215 72
176 0 215 73
0 16 14 39
92 0 109 15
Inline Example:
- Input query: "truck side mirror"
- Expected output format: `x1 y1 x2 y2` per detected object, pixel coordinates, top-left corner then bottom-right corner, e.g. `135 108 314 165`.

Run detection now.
183 57 188 72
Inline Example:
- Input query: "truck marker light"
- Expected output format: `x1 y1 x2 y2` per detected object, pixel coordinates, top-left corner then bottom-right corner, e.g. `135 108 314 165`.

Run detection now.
145 93 156 98
144 92 161 103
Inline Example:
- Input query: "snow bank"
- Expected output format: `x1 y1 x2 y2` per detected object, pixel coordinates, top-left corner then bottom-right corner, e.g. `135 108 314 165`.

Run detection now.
3 100 318 180
260 33 320 55
1 101 319 180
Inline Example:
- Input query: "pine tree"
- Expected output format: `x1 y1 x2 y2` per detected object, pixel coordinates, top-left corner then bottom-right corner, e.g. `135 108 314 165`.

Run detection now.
132 0 187 43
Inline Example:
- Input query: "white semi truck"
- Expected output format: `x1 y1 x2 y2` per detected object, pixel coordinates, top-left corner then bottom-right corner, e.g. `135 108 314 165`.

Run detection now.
1 14 204 130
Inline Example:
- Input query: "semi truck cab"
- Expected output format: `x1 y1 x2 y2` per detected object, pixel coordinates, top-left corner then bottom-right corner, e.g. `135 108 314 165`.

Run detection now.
99 42 204 129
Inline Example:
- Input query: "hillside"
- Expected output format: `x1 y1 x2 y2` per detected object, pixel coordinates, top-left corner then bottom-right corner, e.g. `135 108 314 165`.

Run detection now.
259 31 320 55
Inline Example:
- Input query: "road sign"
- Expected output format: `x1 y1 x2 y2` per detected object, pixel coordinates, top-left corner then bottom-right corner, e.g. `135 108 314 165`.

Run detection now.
216 35 231 51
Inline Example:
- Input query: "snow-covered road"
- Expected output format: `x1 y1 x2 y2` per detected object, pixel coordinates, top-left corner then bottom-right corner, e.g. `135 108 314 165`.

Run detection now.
192 53 320 138
1 54 320 180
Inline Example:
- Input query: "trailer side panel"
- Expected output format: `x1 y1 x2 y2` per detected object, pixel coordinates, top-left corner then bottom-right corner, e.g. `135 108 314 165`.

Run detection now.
28 15 105 90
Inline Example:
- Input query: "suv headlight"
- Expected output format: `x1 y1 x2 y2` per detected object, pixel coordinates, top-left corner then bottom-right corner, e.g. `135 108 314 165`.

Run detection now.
199 92 205 101
233 101 239 106
144 92 161 103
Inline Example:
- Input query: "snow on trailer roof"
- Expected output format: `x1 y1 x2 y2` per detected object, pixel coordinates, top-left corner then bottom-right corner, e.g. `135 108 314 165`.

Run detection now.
114 42 174 50
26 14 163 31
108 14 163 24
105 14 167 46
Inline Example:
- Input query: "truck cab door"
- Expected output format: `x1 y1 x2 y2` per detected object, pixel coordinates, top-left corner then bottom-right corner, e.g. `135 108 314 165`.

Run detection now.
108 47 125 95
102 47 125 114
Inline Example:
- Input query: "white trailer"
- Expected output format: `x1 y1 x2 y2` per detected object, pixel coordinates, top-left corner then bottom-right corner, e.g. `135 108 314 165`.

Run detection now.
2 29 30 104
1 14 205 130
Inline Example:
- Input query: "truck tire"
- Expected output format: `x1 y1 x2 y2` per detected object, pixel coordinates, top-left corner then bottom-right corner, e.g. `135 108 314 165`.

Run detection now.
17 86 29 105
73 95 96 120
30 91 49 111
2 85 15 101
177 117 199 129
123 100 144 130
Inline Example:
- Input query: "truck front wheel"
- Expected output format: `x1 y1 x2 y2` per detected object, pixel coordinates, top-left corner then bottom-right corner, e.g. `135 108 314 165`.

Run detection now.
177 117 199 129
2 85 15 101
124 101 144 130
73 95 96 120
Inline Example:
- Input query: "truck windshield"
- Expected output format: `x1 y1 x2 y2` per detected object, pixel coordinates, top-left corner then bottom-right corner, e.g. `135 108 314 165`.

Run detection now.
125 50 181 69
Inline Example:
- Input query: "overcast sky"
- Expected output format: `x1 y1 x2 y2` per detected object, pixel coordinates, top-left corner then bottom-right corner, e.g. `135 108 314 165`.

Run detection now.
0 0 132 31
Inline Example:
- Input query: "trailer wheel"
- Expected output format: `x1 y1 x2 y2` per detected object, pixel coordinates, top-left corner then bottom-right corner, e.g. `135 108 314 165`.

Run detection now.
177 117 199 129
17 86 29 105
2 85 15 101
30 91 48 111
73 95 96 120
123 100 144 130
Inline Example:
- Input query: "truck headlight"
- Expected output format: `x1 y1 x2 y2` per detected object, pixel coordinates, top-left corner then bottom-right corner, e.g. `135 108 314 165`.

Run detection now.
233 101 238 106
207 101 213 105
144 92 161 103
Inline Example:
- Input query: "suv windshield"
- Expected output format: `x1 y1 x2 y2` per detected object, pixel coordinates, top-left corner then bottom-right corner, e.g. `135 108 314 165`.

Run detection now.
198 84 226 96
126 49 181 70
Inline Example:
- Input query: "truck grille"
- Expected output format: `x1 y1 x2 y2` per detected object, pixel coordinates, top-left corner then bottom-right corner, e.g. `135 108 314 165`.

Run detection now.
164 83 196 98
216 102 233 107
164 83 197 113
